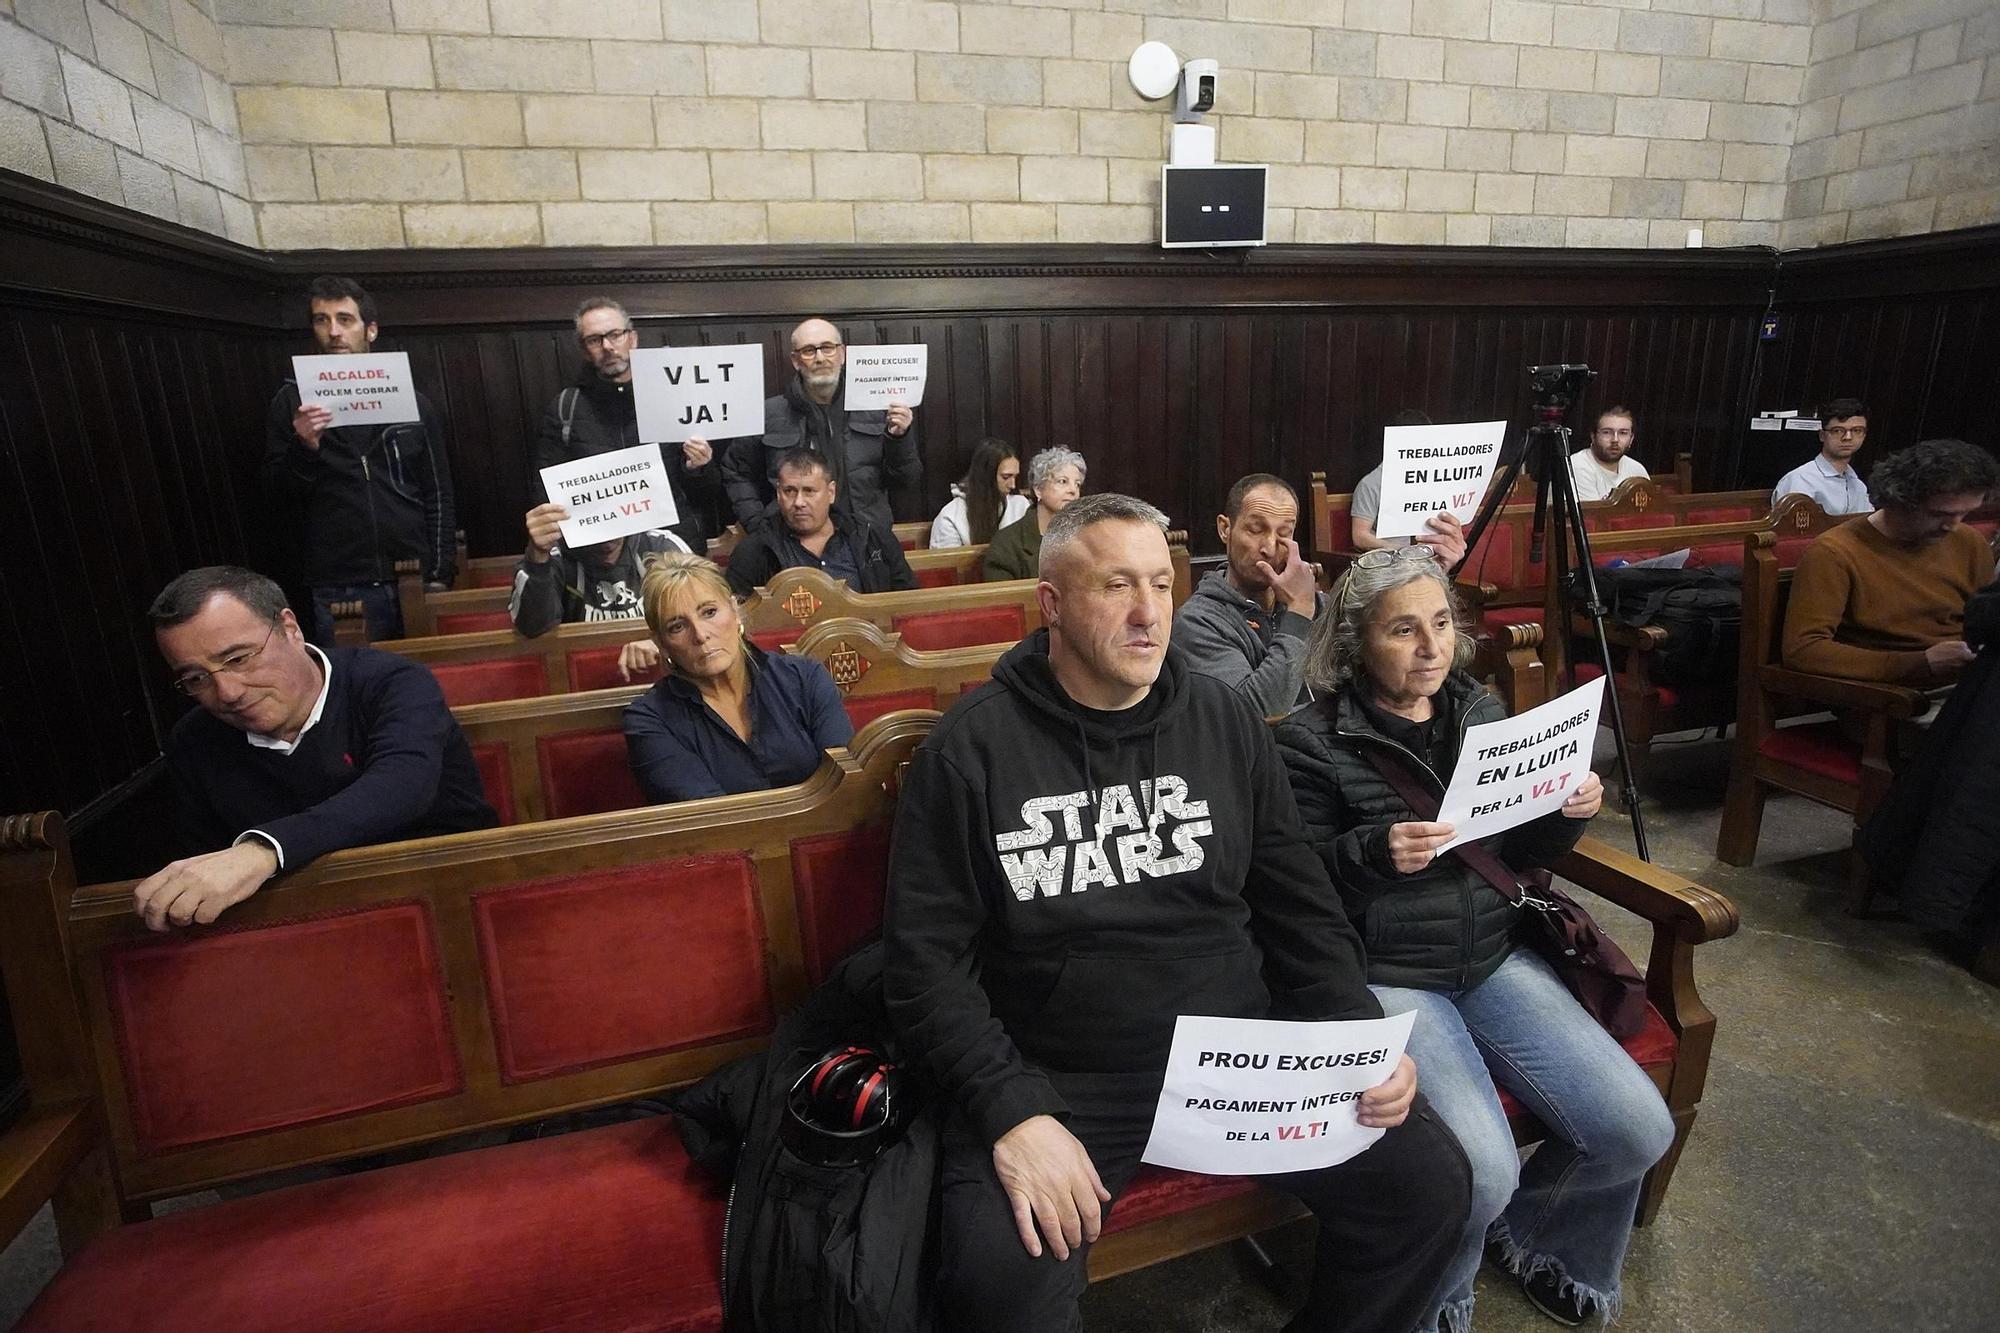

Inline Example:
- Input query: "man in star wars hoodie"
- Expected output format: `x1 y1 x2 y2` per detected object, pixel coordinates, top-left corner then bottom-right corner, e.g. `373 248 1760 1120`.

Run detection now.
262 276 457 646
885 495 1470 1333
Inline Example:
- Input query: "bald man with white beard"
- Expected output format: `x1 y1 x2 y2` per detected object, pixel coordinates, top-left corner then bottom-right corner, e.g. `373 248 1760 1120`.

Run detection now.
721 316 922 538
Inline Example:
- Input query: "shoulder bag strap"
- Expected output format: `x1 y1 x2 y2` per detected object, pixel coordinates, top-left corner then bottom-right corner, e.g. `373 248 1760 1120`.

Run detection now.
1358 745 1533 907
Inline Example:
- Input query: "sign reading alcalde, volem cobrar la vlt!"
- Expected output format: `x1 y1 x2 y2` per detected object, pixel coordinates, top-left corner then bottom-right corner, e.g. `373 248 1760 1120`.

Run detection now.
292 352 421 428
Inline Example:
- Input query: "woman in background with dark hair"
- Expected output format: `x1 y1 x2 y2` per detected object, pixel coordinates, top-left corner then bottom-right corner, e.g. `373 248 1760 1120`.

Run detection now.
928 437 1027 548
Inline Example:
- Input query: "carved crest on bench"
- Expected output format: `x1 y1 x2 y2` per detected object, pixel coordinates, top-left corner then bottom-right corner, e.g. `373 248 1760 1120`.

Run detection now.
1632 488 1650 510
825 640 872 693
1791 506 1811 530
783 587 822 622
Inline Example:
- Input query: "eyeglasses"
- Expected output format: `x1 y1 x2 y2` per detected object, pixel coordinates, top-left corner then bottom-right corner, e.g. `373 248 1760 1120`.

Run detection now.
793 342 843 360
1333 545 1440 619
1354 545 1439 571
1825 425 1866 438
581 327 635 352
172 626 278 696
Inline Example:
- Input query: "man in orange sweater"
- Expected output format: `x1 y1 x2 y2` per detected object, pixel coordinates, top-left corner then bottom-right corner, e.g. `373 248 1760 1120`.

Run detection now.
1783 438 1997 685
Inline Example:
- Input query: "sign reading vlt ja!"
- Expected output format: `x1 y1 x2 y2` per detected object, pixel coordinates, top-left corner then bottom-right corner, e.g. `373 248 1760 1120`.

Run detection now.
292 352 421 427
631 345 765 443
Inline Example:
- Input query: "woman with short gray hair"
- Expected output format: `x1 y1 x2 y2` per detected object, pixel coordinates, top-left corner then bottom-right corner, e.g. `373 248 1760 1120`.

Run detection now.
981 447 1086 582
1275 548 1670 1332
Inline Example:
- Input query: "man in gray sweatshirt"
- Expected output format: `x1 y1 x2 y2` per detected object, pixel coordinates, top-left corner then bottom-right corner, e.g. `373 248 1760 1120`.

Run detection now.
1173 474 1325 717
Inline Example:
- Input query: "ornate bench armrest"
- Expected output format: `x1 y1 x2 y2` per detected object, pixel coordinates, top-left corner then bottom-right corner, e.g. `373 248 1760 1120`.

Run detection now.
1553 836 1739 945
1759 667 1930 718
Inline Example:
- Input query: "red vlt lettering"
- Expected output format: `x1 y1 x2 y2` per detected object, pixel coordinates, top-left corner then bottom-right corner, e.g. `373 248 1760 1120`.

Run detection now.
617 499 653 516
1277 1122 1328 1140
1530 772 1572 800
1451 490 1476 507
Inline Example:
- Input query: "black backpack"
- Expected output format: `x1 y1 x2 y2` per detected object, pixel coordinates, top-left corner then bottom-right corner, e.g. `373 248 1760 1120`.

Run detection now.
1573 564 1743 689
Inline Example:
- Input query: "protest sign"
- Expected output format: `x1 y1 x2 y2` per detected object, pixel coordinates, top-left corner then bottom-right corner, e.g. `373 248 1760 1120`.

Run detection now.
538 442 678 548
1372 421 1508 540
292 352 420 427
631 345 764 443
1140 1011 1416 1176
1435 676 1604 852
843 344 927 411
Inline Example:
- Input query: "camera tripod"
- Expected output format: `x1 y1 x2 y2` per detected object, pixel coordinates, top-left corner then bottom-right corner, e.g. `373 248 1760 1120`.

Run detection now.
1452 381 1651 861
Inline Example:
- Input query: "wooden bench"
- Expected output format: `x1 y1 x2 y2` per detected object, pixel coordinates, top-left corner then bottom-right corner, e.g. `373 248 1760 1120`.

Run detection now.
369 537 1191 708
1309 454 1697 565
1544 497 1843 760
1304 469 1725 714
452 521 934 590
374 574 1051 708
1714 529 1932 884
1 700 1735 1328
459 619 1008 825
393 544 995 641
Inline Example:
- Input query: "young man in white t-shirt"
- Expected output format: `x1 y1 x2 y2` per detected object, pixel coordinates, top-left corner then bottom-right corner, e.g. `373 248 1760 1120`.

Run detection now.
1567 405 1649 501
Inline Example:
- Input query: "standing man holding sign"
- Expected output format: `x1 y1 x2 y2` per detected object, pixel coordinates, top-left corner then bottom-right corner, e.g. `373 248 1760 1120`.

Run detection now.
722 317 921 538
885 494 1469 1333
1348 410 1473 562
535 297 719 553
261 276 457 644
1276 551 1671 1331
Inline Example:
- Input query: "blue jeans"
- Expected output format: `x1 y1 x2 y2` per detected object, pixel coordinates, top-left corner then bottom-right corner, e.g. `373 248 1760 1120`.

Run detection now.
309 582 403 647
1373 948 1675 1332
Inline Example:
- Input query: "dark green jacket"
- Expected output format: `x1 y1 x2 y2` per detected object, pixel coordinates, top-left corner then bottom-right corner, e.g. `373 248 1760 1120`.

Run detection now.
980 511 1042 582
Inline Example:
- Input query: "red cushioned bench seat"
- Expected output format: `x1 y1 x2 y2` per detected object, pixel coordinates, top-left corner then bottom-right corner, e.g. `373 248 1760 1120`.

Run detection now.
19 1118 728 1333
1756 721 1860 785
18 1002 1682 1331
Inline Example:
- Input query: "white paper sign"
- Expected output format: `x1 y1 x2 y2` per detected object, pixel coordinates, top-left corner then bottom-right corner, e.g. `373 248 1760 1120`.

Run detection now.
631 345 764 443
1436 677 1605 852
843 344 928 410
1140 1011 1416 1176
292 352 420 427
1372 421 1509 540
538 443 679 547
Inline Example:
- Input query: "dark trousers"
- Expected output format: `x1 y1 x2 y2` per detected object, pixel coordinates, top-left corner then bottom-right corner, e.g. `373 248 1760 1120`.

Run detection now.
937 1083 1471 1333
309 582 402 647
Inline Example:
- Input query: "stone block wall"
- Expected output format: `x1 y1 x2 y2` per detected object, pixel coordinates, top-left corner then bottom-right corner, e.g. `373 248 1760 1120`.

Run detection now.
0 0 256 244
6 2 1996 251
1783 0 2000 246
220 0 1831 250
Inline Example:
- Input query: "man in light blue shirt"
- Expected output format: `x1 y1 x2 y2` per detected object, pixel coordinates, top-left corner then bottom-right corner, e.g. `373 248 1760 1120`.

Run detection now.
1773 397 1872 515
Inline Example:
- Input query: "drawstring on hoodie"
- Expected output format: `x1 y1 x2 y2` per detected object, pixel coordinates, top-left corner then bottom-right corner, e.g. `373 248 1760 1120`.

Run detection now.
1073 716 1165 848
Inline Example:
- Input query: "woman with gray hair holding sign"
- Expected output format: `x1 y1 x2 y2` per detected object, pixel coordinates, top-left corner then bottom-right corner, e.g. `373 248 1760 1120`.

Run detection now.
1274 548 1670 1333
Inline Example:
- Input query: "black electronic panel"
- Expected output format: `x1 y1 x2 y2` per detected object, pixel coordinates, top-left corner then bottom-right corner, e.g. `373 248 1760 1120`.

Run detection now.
1161 165 1268 248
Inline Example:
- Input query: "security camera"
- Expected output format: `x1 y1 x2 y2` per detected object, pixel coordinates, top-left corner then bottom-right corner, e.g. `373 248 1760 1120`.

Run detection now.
1176 59 1218 123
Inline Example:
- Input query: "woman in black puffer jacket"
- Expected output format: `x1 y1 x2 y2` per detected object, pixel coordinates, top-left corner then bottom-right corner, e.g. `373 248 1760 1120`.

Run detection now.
1275 549 1671 1333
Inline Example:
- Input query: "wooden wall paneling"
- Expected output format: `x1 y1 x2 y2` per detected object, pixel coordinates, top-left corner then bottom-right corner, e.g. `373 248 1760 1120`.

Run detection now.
1924 296 1990 440
0 321 67 815
18 322 143 810
55 327 174 776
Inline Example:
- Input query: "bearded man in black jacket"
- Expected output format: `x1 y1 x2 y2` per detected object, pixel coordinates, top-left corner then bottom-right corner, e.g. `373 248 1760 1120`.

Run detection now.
883 494 1470 1333
534 297 720 553
721 316 921 536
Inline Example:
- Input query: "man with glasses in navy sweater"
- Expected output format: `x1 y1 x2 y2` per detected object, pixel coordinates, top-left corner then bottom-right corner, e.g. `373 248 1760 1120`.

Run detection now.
136 566 495 932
